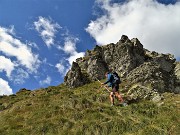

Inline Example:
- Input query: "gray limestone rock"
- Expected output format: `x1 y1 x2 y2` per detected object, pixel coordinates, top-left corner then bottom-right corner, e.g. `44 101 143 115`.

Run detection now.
64 35 178 101
174 62 180 93
64 62 90 88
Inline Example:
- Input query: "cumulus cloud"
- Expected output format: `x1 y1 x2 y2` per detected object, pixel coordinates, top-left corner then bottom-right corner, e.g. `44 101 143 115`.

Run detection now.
56 36 85 76
39 76 51 86
86 0 180 57
0 56 15 77
63 37 78 55
0 26 40 72
67 52 85 65
0 78 13 95
62 37 85 65
34 16 61 47
56 62 66 75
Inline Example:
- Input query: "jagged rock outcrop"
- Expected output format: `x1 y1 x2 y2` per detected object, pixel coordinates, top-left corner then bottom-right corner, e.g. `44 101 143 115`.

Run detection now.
64 35 179 101
175 62 180 93
75 35 146 80
64 62 90 88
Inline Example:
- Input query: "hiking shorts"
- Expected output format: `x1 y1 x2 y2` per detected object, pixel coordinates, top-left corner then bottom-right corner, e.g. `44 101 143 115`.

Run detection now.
112 84 119 93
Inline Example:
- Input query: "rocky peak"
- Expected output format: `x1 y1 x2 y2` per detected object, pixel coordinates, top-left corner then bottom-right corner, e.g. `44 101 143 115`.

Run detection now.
64 62 90 88
64 35 179 101
118 35 131 44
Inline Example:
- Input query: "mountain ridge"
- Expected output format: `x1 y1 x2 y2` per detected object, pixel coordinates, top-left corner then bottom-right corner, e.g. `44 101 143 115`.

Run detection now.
64 35 180 102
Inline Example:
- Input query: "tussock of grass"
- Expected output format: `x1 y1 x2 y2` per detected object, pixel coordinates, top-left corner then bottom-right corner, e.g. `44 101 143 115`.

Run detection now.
0 82 179 135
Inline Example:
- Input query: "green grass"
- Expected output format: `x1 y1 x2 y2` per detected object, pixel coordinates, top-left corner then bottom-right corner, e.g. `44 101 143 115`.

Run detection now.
0 81 179 135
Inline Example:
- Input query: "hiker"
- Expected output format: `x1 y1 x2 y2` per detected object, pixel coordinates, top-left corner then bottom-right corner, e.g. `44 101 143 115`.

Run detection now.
101 71 126 106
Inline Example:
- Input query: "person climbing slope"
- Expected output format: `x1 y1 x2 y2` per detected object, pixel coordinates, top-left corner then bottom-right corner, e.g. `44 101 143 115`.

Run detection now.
101 71 127 106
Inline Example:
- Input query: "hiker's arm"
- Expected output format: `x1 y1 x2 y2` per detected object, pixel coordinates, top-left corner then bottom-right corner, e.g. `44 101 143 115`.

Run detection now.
103 74 111 84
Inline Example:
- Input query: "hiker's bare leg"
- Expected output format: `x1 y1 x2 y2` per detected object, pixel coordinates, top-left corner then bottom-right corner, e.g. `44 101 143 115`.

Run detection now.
115 92 123 103
109 92 114 105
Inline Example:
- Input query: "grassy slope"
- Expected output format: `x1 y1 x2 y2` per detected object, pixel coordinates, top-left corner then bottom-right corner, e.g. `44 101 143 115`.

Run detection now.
0 81 180 135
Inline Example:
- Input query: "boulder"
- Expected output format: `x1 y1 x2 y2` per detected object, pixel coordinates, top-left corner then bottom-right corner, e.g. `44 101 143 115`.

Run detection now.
126 84 162 102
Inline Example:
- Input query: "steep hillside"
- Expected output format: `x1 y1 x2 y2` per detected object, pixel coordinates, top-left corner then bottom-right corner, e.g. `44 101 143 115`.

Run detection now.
0 82 180 135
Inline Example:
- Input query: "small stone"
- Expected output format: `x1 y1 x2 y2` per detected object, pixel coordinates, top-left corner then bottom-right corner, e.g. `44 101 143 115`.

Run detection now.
152 95 162 103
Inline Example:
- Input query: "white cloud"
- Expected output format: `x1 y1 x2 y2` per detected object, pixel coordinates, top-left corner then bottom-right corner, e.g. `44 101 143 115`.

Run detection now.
34 16 61 47
86 0 180 57
67 52 85 65
61 37 85 65
0 78 13 95
27 41 39 50
56 36 85 76
0 26 40 72
0 56 15 77
39 76 51 86
10 68 29 84
63 37 78 55
56 63 66 75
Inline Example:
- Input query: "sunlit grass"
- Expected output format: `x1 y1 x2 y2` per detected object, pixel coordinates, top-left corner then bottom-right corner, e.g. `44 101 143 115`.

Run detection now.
0 81 179 135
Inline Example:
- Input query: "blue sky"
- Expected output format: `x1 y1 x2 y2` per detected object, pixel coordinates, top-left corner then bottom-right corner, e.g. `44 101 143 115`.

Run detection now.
0 0 180 95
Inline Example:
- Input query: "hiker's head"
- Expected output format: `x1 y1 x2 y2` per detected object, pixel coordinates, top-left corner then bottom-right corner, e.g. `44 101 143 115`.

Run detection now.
105 69 113 77
105 72 109 77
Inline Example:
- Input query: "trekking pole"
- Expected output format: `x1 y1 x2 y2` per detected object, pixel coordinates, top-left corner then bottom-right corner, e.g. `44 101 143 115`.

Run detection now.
96 78 111 93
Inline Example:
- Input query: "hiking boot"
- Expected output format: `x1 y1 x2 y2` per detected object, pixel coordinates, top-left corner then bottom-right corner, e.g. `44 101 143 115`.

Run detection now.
122 102 128 106
111 104 114 107
118 102 128 107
